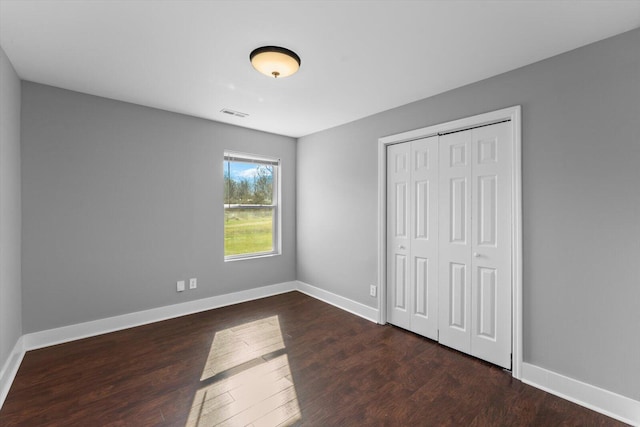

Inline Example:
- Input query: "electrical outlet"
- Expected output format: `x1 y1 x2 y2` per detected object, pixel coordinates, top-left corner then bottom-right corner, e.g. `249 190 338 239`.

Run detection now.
189 278 197 290
177 280 185 292
370 285 377 297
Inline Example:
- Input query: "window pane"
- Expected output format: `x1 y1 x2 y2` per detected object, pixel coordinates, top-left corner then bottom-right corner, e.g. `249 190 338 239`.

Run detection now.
224 161 273 206
224 208 274 256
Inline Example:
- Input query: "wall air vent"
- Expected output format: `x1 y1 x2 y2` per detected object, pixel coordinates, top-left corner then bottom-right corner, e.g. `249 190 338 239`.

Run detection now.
220 108 249 118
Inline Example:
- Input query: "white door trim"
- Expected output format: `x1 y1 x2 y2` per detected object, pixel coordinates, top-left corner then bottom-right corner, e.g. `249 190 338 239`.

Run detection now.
377 106 523 379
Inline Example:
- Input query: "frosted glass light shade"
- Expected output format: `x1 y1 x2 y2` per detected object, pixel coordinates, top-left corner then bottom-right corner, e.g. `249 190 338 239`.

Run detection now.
250 46 301 78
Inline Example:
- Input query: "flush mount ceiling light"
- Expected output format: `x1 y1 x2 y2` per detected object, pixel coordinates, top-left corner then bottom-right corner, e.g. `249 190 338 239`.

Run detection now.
250 46 301 78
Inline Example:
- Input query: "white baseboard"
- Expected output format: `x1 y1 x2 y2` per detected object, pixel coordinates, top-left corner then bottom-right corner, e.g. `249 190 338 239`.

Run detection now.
521 362 639 426
2 279 378 410
0 336 25 409
4 281 638 426
23 281 298 351
21 280 378 353
296 280 379 323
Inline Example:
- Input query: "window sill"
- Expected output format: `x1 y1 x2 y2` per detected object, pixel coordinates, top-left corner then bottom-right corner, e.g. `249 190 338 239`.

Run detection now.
224 252 281 262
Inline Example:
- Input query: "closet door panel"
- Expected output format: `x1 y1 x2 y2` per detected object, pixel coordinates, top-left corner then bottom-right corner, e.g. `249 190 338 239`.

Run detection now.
387 143 411 330
470 122 512 369
410 136 439 340
438 131 472 354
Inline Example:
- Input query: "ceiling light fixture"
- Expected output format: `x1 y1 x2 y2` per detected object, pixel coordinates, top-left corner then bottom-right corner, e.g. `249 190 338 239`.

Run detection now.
250 46 301 79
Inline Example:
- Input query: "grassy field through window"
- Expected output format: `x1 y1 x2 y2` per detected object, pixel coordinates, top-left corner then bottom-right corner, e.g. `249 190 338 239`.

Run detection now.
224 208 274 256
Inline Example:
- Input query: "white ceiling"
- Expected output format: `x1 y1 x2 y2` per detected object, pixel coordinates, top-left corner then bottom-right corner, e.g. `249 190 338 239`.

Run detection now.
1 1 639 138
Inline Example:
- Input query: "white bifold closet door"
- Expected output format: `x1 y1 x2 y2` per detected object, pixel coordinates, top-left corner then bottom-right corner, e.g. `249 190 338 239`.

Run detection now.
438 122 512 369
387 121 512 369
386 136 439 341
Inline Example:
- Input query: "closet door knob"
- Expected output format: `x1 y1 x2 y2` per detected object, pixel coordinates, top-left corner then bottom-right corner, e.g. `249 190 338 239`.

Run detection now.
399 245 406 250
473 252 480 257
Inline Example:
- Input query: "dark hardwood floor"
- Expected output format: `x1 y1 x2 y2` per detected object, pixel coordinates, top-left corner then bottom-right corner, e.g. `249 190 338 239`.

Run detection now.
0 291 627 426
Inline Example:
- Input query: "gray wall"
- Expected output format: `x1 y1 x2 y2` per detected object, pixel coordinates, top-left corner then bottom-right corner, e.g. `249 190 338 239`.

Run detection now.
297 29 640 400
21 83 296 333
0 46 22 371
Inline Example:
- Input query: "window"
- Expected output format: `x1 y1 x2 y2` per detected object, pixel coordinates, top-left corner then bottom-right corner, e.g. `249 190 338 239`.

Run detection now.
224 151 280 260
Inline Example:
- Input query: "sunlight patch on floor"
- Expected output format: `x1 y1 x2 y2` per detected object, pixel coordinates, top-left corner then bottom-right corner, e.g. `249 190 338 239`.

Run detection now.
186 316 301 426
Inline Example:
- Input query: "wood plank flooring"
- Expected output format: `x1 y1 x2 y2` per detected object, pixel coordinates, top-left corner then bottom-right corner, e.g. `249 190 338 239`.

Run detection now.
0 291 627 426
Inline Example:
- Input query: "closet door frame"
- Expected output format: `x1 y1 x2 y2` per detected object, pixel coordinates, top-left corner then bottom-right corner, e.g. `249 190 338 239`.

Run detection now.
377 105 523 379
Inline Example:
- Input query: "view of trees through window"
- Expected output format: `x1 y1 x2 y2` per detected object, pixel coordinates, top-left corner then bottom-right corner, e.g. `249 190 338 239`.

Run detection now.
224 155 277 258
224 163 273 206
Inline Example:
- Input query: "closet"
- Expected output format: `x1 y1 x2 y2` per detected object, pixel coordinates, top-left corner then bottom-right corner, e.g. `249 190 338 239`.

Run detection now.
386 120 513 369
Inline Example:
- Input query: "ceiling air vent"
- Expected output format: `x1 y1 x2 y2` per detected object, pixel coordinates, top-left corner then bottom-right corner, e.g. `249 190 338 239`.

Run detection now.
220 108 249 118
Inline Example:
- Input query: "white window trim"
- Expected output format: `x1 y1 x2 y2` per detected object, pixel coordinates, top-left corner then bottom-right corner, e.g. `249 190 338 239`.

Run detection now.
224 150 281 261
